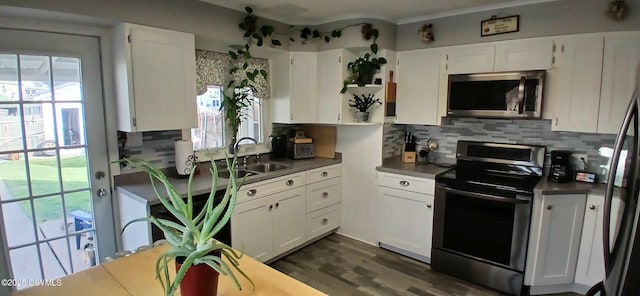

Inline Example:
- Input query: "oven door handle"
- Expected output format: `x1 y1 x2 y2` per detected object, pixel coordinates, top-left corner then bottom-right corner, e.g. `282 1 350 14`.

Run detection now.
437 185 531 204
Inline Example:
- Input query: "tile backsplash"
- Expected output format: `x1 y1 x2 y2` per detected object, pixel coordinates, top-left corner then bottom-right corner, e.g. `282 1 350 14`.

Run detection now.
119 130 182 173
383 118 618 181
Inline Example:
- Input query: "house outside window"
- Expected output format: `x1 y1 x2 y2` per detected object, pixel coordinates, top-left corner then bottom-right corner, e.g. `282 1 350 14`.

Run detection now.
191 85 263 152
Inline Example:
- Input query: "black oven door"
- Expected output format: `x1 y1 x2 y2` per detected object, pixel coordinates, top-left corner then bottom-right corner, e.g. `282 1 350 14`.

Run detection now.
433 184 532 272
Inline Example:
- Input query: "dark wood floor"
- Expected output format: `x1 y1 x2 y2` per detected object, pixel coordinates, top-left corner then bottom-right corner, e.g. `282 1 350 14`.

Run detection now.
270 234 580 296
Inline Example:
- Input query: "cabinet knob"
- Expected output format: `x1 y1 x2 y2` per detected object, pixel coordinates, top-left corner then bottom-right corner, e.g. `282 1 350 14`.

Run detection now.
247 189 257 196
269 204 273 210
589 205 596 210
554 118 559 126
321 218 328 224
321 192 329 198
286 180 294 186
546 205 553 210
321 171 328 177
399 180 410 187
427 204 432 208
275 202 279 208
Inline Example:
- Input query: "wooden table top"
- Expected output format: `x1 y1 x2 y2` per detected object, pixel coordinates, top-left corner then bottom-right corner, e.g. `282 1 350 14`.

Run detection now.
13 245 327 296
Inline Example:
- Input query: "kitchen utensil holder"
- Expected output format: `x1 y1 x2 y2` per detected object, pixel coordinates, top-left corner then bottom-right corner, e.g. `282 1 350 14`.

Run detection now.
401 145 416 163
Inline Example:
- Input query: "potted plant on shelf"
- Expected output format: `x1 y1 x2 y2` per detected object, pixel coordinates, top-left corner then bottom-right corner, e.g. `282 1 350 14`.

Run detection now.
121 156 252 296
349 93 382 122
341 53 387 93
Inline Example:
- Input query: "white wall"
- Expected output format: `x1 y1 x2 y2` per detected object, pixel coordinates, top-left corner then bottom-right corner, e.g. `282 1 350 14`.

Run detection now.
335 125 383 245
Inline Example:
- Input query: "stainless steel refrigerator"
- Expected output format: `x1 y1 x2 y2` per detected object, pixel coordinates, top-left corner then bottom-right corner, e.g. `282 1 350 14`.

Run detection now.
587 67 640 296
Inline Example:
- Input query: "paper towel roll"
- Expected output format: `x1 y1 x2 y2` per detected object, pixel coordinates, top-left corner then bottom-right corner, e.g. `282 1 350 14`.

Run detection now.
174 140 195 176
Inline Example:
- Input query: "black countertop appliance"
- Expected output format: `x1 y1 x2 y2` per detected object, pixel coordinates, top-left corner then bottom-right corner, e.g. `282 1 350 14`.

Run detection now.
548 150 573 183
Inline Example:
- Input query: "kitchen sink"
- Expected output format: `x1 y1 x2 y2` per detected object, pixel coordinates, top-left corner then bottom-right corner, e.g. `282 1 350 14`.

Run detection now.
218 169 256 179
244 162 289 173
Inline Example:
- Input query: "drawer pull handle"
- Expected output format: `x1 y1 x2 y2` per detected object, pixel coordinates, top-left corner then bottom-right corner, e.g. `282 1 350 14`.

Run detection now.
589 205 596 210
247 189 257 196
546 205 553 210
286 180 294 186
427 204 432 208
321 171 328 177
321 192 329 198
399 181 410 187
321 218 328 224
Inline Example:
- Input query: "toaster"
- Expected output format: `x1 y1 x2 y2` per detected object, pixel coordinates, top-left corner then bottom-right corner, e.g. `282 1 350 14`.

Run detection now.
287 142 316 159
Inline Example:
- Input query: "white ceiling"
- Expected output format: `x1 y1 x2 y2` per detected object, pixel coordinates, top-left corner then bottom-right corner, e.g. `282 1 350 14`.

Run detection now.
199 0 560 25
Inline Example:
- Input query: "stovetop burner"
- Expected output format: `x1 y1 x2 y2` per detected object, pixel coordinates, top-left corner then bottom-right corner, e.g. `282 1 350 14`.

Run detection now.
436 141 547 196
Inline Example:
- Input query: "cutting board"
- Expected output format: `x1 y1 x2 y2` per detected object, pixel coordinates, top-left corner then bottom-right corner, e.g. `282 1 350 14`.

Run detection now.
303 125 336 159
385 71 396 116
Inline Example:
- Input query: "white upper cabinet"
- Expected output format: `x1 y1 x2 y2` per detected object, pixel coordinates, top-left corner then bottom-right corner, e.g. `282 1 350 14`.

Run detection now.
597 32 640 134
112 23 197 132
549 35 604 132
272 51 318 123
317 49 346 124
494 38 553 71
444 44 495 74
395 49 441 125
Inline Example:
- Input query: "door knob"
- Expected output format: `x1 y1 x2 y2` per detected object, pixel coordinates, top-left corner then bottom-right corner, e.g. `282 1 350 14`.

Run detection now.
96 188 107 198
95 171 105 180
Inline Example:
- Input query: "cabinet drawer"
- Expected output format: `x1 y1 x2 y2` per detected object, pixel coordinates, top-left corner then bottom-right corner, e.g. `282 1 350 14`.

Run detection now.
377 172 435 194
306 203 341 240
306 164 342 184
237 173 305 204
306 177 342 213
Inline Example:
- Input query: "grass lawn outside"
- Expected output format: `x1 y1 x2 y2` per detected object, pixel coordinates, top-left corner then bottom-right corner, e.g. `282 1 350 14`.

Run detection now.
0 154 92 222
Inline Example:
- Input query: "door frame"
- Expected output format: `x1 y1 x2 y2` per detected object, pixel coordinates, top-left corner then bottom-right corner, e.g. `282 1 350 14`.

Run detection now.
0 21 120 284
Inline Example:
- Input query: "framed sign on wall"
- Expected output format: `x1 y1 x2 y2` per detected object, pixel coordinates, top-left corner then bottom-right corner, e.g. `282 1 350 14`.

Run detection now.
481 15 519 37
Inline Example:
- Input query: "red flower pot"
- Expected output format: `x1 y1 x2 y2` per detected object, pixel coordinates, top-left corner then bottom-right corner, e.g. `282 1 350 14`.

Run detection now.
175 258 219 296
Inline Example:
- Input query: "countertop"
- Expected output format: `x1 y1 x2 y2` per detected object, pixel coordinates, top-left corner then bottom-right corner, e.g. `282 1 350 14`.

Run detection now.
375 157 455 179
13 244 326 296
376 156 616 196
116 157 342 205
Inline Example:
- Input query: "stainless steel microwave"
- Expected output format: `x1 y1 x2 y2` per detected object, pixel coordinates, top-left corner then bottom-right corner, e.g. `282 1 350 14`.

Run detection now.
446 70 545 119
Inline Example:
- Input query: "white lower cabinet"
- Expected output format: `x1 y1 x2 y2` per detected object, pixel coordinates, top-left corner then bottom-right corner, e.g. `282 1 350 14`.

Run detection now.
376 172 435 262
231 165 342 263
525 194 586 286
575 194 624 287
232 186 305 262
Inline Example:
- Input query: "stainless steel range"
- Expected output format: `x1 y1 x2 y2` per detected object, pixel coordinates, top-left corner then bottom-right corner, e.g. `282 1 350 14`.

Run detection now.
432 141 546 296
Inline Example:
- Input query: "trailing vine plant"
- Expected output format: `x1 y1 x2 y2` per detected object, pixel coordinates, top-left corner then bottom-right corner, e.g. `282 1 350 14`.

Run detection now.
223 6 384 139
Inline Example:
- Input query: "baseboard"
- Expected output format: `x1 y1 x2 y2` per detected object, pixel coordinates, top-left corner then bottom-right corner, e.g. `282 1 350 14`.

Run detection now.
334 231 377 247
378 242 430 264
529 283 594 295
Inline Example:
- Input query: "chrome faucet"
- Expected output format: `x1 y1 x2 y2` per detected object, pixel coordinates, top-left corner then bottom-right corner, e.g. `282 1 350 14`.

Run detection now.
232 137 259 169
233 137 259 154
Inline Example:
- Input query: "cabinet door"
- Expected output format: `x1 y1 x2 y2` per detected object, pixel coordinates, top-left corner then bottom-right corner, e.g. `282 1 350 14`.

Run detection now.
290 52 317 123
575 195 623 287
272 187 307 255
128 25 197 132
550 35 604 132
377 187 432 259
317 50 345 124
528 194 586 286
597 32 640 134
231 196 274 262
395 49 441 125
444 44 495 74
494 38 553 71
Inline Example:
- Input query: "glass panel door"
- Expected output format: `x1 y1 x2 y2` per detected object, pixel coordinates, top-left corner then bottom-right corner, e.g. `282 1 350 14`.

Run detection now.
0 29 114 290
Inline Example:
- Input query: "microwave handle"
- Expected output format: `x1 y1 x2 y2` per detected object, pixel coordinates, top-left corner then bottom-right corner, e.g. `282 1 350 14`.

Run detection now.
518 76 526 114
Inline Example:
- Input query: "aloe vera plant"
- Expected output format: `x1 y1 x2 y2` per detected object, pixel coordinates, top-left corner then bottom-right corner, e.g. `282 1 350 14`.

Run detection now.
121 156 252 296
